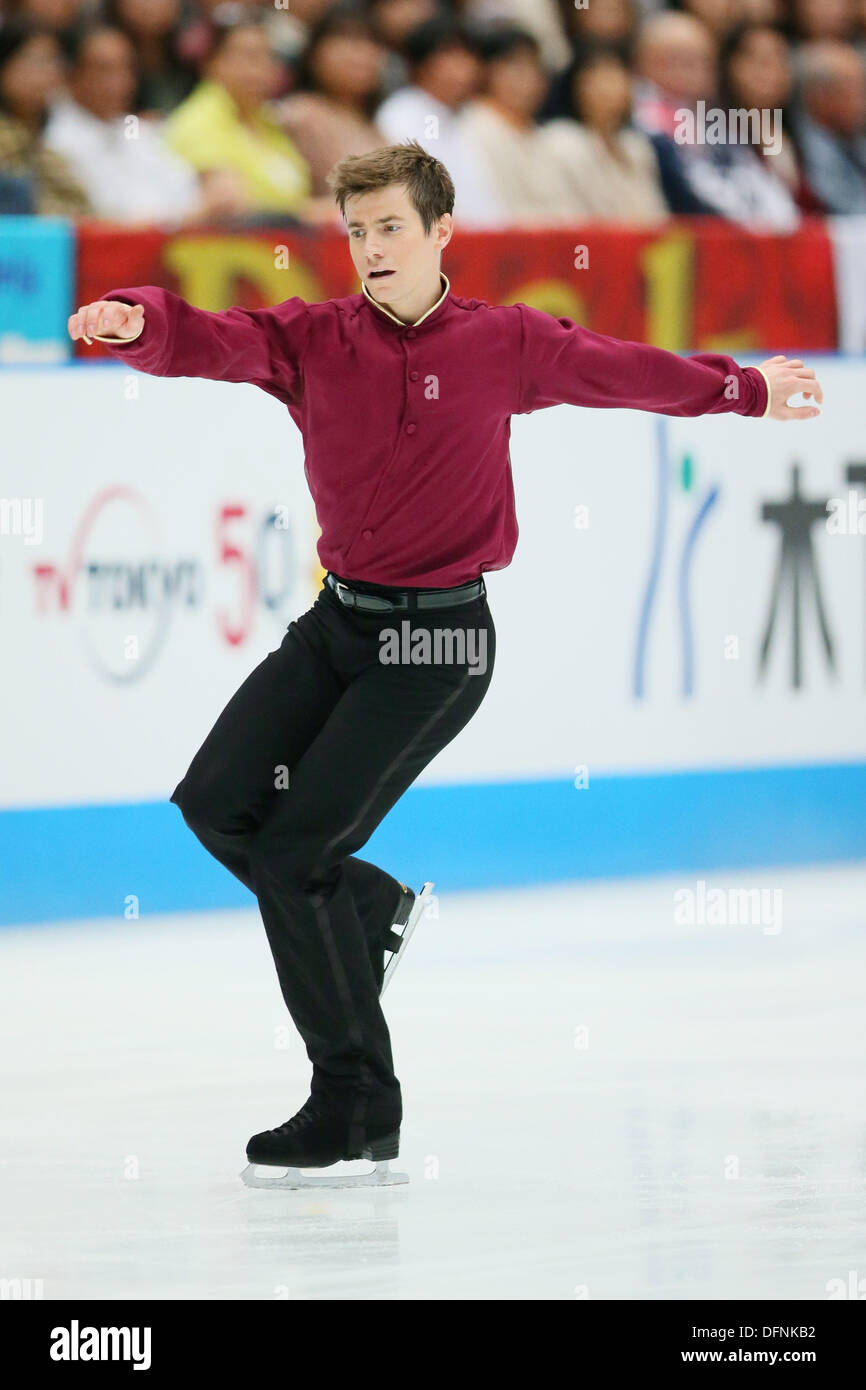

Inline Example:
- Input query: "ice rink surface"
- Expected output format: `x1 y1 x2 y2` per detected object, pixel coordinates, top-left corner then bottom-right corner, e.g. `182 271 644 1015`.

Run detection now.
1 864 864 1301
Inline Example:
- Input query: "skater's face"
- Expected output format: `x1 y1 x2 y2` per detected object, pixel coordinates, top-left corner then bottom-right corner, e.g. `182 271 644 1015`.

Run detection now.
344 183 452 313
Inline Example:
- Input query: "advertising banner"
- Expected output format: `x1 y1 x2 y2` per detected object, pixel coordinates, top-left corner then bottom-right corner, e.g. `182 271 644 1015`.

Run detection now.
0 216 74 364
2 359 863 920
72 218 838 358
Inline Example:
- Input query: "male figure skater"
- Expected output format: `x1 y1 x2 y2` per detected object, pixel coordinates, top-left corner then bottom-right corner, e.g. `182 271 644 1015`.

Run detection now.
67 141 822 1184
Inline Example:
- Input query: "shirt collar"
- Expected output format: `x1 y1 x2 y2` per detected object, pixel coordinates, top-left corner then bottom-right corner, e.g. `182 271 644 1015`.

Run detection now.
362 272 450 327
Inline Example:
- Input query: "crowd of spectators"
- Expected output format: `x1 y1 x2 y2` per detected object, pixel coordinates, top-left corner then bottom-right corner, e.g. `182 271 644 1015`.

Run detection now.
2 0 866 229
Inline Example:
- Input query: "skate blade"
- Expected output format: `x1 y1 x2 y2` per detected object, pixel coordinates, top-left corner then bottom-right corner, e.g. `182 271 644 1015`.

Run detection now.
381 880 435 996
240 1160 409 1190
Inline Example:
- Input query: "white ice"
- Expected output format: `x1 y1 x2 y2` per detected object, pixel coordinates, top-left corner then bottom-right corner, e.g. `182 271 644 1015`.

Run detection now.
1 864 864 1300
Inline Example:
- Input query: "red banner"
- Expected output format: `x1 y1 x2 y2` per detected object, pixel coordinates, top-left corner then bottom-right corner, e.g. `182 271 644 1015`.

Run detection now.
74 216 837 357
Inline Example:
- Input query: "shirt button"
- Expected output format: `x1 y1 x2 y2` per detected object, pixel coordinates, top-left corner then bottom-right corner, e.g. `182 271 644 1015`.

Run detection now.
410 370 419 381
406 422 416 435
362 528 373 541
407 329 417 339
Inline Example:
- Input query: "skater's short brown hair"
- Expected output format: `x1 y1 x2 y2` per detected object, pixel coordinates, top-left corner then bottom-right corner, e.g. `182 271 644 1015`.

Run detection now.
326 141 455 234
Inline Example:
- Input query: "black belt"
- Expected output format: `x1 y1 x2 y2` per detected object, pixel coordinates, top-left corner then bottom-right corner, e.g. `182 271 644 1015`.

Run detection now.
325 571 485 612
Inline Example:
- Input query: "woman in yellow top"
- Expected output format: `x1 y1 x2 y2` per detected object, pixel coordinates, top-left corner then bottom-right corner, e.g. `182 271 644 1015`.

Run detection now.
163 17 312 219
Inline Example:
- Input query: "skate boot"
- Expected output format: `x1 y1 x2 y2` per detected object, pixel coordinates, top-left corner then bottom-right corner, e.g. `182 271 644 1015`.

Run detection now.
378 880 435 995
241 1097 406 1190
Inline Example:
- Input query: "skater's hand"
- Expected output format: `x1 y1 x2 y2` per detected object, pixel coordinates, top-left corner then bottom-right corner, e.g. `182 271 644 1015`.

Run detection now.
68 301 145 345
758 356 823 421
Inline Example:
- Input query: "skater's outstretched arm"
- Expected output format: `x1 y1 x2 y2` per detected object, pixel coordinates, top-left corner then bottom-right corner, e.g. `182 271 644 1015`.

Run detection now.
67 287 311 406
514 304 822 423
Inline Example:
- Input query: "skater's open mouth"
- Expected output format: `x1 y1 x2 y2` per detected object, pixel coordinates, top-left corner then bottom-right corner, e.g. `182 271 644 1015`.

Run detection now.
368 270 395 279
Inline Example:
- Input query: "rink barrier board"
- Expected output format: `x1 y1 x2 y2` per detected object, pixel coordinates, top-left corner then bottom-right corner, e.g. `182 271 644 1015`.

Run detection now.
1 760 865 926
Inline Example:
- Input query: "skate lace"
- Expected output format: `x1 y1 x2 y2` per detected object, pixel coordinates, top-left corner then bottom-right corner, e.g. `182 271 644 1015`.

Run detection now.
274 1099 322 1136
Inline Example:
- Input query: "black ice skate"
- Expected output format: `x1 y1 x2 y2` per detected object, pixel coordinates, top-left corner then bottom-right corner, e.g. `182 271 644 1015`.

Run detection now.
241 1098 405 1190
240 881 435 1189
379 880 435 995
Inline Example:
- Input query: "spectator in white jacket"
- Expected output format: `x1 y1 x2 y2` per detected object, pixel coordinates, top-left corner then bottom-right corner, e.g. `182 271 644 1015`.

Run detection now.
45 20 247 227
375 15 505 226
456 24 579 226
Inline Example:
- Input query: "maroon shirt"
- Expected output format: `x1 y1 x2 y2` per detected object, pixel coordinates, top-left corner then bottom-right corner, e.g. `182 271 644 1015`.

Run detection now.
97 274 770 588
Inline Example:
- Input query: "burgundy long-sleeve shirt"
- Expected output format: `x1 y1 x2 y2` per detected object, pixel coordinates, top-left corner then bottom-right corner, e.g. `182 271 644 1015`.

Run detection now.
96 273 770 587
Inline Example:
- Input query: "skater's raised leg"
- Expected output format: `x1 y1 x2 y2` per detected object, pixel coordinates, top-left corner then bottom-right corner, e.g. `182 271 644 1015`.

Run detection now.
169 599 418 979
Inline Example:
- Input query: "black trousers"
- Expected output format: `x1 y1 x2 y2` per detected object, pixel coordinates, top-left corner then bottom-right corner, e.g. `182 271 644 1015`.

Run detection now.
170 573 496 1139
